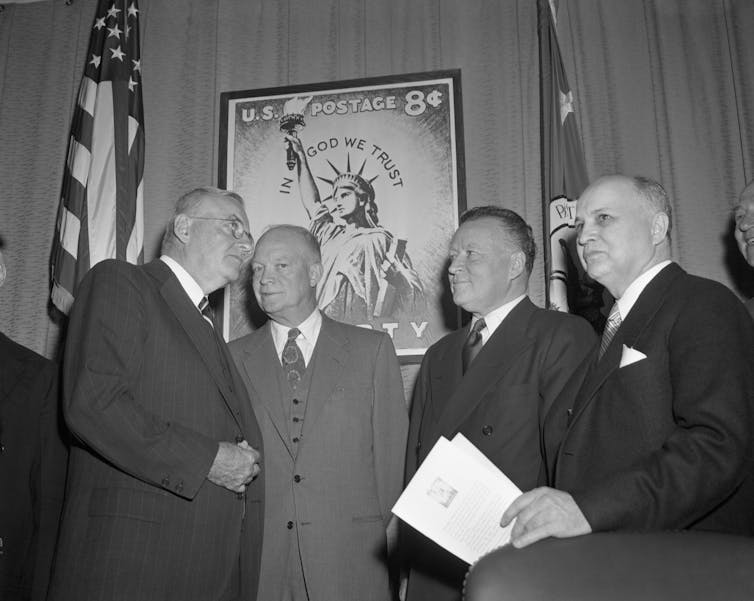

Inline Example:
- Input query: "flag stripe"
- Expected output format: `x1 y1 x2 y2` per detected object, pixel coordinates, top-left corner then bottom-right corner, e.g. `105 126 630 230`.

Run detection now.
51 0 144 314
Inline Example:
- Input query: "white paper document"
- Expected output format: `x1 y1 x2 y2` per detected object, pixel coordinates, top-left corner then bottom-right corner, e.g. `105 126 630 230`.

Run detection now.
392 434 522 564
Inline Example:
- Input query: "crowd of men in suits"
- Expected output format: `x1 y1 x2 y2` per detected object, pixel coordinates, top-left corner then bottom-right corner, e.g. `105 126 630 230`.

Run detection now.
2 174 754 601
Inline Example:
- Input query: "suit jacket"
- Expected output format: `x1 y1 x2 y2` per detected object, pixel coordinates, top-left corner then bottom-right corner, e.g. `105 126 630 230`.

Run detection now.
404 297 596 601
229 316 407 601
47 259 264 601
0 333 67 601
544 263 754 534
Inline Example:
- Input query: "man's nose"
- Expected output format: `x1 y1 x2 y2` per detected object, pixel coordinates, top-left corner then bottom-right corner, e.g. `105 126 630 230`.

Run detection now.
576 224 592 246
448 255 463 275
739 211 754 231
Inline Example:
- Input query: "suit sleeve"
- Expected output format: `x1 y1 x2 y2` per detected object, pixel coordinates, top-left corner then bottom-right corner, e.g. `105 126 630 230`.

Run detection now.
63 261 218 499
31 358 67 601
404 351 432 484
372 333 409 526
575 287 754 530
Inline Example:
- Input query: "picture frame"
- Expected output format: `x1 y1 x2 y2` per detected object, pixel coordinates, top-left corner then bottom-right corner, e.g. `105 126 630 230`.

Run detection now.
218 69 466 360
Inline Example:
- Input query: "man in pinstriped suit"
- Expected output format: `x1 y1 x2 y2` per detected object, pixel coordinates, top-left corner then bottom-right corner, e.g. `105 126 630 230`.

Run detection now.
48 188 264 601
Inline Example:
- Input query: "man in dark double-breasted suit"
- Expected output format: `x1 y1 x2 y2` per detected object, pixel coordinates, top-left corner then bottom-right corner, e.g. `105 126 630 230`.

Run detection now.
403 206 595 601
48 188 264 601
503 175 754 546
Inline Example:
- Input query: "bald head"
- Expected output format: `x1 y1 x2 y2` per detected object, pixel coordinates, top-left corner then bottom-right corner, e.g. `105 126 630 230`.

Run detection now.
575 175 671 298
735 181 754 267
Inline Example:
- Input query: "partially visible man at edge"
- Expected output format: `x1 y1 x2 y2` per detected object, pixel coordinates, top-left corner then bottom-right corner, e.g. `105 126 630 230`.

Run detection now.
734 180 754 318
48 187 264 601
502 175 754 547
0 244 67 601
403 206 595 601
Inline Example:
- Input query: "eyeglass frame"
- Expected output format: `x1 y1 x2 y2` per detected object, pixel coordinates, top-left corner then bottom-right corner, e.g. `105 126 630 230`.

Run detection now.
187 215 253 242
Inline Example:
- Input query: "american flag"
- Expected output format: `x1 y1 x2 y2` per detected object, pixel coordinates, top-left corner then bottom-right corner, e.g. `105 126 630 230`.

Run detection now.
538 0 604 330
51 0 144 314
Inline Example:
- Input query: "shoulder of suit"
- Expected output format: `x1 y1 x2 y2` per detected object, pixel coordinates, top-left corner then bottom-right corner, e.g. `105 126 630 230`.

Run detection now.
530 304 595 331
0 331 54 369
228 323 269 350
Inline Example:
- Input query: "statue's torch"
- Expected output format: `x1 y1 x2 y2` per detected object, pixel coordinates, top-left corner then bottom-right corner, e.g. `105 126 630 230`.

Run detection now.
279 96 312 170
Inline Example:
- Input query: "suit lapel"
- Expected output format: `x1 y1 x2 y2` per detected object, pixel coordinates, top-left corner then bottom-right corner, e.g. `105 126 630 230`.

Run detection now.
566 263 684 427
237 323 293 458
146 260 243 432
303 317 348 435
435 298 537 438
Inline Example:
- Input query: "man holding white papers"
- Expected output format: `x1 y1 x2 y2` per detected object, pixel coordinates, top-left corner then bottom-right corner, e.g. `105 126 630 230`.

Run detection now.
403 206 595 601
503 175 754 547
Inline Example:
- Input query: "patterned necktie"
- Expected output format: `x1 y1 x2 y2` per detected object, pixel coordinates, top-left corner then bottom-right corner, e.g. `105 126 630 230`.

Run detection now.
462 318 486 373
198 296 214 328
599 303 622 359
282 328 306 388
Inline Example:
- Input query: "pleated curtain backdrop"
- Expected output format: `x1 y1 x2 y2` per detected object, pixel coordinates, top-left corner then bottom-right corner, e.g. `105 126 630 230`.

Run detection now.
1 0 752 369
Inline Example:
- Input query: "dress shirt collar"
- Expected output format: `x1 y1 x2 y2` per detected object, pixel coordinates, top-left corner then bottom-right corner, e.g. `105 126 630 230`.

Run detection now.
615 260 672 320
160 255 205 309
470 294 526 346
270 309 322 366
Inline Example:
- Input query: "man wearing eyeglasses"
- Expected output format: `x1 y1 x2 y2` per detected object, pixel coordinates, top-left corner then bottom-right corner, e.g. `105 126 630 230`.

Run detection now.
48 188 265 601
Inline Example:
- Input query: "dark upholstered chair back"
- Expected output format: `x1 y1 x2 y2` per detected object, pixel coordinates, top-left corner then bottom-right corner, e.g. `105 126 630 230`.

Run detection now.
463 532 754 601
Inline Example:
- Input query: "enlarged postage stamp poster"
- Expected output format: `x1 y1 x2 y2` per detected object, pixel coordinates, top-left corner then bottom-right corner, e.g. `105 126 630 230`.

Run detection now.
219 70 465 358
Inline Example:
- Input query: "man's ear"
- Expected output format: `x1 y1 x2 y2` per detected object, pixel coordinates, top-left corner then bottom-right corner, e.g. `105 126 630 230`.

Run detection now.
509 250 526 280
173 214 192 243
651 212 670 244
309 261 323 287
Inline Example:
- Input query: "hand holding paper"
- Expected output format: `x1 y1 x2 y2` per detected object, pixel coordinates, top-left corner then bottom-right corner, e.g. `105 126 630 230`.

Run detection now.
392 434 521 564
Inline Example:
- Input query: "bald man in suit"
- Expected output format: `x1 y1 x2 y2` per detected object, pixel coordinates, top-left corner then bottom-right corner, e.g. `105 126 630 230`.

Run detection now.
403 206 595 601
734 181 754 318
503 175 754 547
230 225 407 601
48 188 264 601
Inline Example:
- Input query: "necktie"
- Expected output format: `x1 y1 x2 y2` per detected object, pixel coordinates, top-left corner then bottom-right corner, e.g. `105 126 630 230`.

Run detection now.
462 318 486 373
599 303 622 359
198 296 214 328
282 328 306 388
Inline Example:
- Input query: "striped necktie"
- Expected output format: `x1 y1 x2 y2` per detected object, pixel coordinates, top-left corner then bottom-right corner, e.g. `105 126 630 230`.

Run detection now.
599 303 622 359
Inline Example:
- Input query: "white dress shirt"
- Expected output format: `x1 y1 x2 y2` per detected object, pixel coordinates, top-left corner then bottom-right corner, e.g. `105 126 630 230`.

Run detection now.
615 260 672 320
469 294 527 347
270 309 323 367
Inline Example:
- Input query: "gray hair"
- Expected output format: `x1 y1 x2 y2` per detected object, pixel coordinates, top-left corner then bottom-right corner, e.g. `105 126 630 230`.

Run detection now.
161 187 245 252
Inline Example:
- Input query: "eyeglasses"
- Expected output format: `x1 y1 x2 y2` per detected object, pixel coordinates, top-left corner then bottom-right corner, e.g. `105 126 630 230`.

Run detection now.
188 216 253 242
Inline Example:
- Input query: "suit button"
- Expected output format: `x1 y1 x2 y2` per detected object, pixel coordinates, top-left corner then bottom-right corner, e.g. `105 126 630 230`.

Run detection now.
292 437 299 443
294 474 302 483
161 477 170 487
482 425 494 436
292 398 300 405
292 417 300 423
235 435 244 443
287 521 294 529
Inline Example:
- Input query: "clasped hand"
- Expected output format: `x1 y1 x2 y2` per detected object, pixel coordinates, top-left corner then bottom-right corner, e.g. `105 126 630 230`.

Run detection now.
207 440 261 493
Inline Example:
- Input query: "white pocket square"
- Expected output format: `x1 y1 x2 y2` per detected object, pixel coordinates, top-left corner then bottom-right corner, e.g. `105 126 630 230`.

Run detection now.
620 345 646 368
